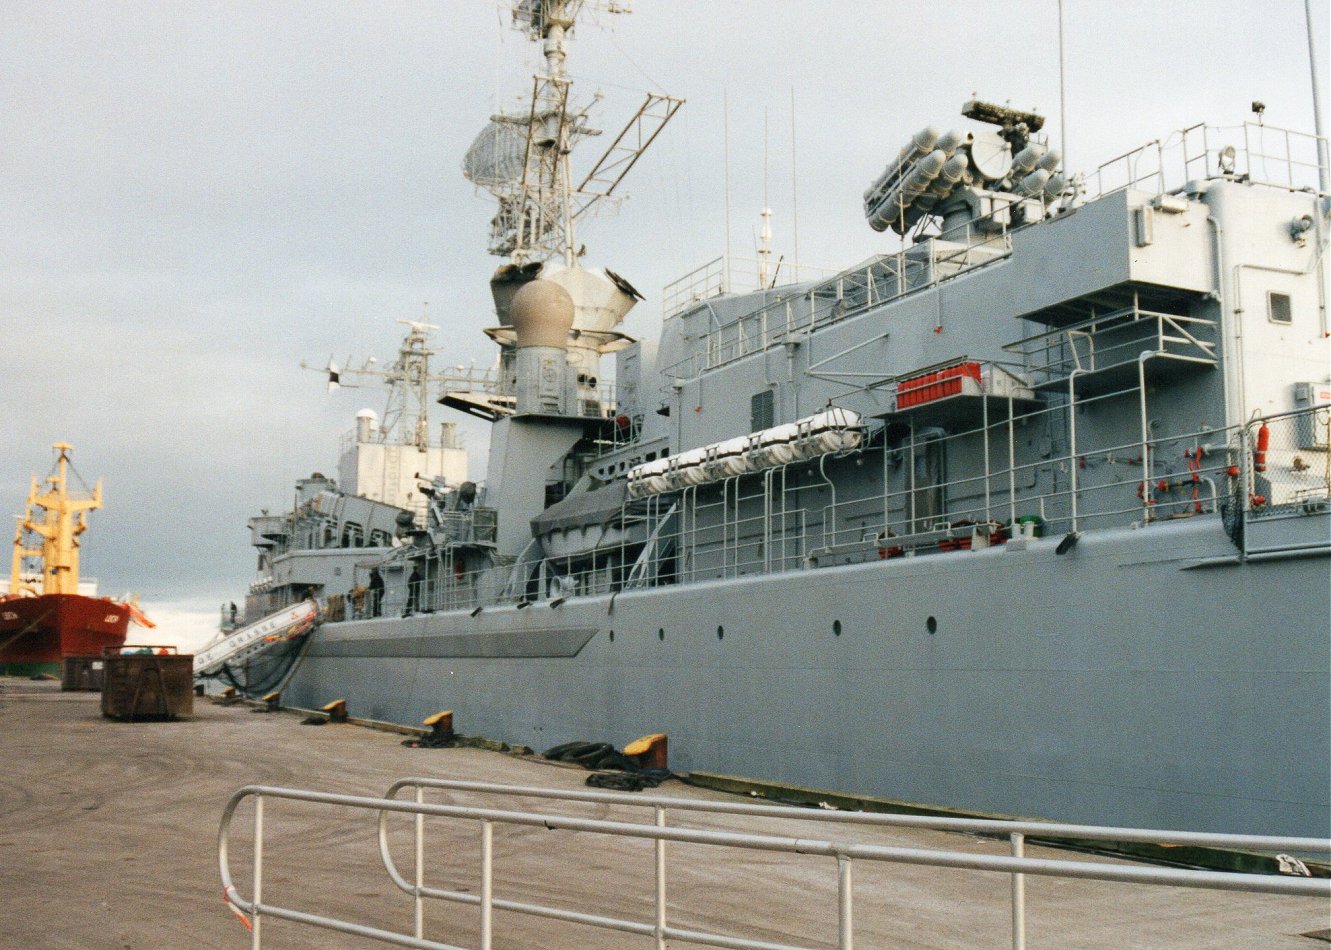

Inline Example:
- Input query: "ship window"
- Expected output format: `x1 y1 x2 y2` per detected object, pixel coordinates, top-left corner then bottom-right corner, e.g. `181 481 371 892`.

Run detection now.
716 625 724 640
1267 291 1292 325
751 389 775 431
833 619 842 637
658 627 665 641
926 616 938 634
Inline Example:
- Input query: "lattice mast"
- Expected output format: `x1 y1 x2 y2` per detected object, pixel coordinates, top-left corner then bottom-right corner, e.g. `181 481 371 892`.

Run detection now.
9 443 103 596
305 320 477 451
516 0 580 266
463 1 681 266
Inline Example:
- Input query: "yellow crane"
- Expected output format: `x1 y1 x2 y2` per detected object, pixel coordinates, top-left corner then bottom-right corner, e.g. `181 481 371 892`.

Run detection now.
9 443 102 597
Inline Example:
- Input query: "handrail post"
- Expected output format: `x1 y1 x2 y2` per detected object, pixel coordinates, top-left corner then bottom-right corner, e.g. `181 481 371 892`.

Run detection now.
252 792 264 950
480 820 494 950
654 805 667 949
1010 832 1026 950
1068 369 1081 533
837 853 854 950
414 784 425 939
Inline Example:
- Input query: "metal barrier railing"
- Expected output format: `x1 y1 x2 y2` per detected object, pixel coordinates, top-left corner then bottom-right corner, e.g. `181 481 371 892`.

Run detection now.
663 235 1013 381
340 404 1328 619
340 404 1320 617
1088 121 1328 202
1004 305 1218 384
219 779 1331 950
662 255 840 320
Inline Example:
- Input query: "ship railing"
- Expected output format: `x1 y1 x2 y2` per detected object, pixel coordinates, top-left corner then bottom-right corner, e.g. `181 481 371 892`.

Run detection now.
1237 406 1331 557
502 501 806 599
427 510 498 547
339 409 1327 617
812 403 1330 561
1088 121 1329 201
663 234 1014 382
1004 305 1218 387
422 569 506 616
623 405 1325 584
218 778 1330 950
662 255 840 320
813 398 1244 554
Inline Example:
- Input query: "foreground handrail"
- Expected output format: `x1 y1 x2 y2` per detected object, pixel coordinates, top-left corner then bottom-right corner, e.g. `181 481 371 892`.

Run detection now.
219 783 1330 950
383 776 1330 855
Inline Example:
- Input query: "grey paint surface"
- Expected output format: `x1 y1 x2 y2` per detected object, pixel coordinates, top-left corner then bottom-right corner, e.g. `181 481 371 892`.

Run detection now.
286 514 1331 838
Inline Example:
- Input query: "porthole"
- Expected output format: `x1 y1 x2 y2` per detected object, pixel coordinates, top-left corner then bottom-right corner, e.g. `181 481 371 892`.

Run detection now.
608 630 615 643
658 628 665 641
833 620 842 637
716 625 725 640
926 616 938 634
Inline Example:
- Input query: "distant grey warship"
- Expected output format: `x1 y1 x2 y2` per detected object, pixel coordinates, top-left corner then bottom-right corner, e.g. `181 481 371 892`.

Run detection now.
219 1 1331 839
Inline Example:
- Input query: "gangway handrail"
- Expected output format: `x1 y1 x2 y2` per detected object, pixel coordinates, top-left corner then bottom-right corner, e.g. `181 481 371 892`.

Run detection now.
218 782 1330 950
192 599 320 676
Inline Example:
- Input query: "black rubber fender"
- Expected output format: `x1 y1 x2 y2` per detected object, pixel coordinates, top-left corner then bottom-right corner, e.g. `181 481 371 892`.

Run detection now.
568 742 616 765
586 750 635 772
543 740 599 761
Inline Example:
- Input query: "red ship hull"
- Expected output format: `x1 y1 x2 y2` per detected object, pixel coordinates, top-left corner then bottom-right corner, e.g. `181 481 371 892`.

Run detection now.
0 594 131 670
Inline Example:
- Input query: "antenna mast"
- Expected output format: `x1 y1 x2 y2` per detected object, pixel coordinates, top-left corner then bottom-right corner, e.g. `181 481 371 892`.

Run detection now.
758 107 773 287
1306 0 1329 193
462 1 681 265
723 89 733 291
791 87 800 279
1058 0 1068 173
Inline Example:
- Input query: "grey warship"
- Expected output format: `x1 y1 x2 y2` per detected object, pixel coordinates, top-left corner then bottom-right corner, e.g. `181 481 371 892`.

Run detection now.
226 1 1331 839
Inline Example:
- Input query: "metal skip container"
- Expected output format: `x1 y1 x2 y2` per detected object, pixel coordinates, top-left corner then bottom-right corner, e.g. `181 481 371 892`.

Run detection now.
100 646 194 721
61 655 106 692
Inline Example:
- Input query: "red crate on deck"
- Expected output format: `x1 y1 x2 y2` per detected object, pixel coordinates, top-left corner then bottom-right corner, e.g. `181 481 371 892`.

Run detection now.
897 362 981 409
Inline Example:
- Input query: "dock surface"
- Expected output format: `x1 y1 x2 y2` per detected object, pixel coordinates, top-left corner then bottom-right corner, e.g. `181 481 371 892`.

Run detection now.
1 677 1325 949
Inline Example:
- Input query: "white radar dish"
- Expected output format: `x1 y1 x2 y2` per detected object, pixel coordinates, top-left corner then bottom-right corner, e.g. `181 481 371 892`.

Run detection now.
463 119 530 193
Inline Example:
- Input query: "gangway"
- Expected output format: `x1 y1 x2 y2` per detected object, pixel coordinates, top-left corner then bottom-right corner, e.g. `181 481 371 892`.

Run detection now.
193 600 321 677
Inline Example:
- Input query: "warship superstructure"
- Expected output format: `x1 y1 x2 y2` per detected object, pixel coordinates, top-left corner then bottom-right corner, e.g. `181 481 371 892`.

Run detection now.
234 322 469 627
233 2 1331 838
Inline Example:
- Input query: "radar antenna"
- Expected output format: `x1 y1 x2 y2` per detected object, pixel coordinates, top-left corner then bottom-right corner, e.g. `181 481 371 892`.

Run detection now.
462 1 682 265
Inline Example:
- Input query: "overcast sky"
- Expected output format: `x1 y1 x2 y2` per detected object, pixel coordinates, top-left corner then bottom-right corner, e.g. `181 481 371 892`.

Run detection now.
3 1 1325 647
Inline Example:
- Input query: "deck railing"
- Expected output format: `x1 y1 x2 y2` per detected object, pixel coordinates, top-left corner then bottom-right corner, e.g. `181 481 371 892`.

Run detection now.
1088 121 1328 201
664 235 1013 381
662 255 839 320
1004 305 1218 386
348 403 1328 618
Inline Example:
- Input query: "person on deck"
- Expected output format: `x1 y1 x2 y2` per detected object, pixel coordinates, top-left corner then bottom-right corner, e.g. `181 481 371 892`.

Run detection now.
368 568 384 618
405 564 423 616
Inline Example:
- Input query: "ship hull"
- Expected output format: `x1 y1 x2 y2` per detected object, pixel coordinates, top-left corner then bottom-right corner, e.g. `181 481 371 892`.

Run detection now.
0 594 131 674
281 514 1331 838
